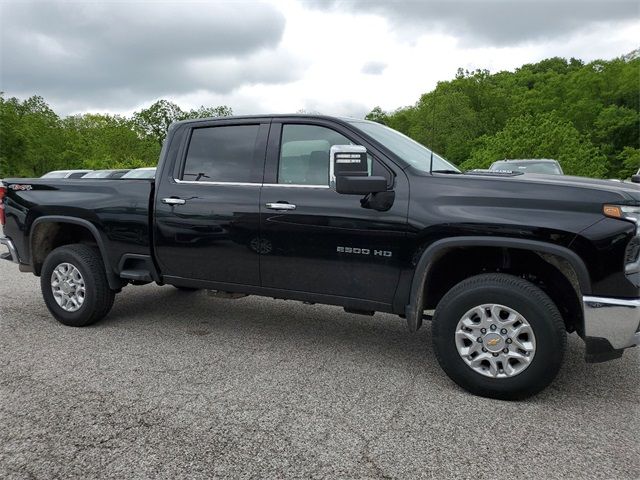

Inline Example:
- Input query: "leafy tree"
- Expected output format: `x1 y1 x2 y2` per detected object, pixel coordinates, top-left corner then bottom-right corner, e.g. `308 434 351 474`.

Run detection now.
461 113 607 177
0 94 232 178
132 100 185 146
617 147 640 179
370 52 639 178
365 106 388 124
185 105 233 119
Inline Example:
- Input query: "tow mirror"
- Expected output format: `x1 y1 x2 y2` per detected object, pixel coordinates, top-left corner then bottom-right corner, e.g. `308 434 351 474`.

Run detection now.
330 145 387 195
632 174 640 184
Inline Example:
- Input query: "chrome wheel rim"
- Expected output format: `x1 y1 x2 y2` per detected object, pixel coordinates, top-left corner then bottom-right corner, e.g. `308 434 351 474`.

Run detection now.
455 304 536 378
51 263 86 312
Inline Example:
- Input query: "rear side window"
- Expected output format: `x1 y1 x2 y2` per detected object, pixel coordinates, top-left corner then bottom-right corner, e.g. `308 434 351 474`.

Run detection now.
182 125 260 183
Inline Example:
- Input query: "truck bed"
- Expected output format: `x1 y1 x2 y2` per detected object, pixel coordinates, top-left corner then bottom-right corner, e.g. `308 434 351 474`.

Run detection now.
3 178 153 277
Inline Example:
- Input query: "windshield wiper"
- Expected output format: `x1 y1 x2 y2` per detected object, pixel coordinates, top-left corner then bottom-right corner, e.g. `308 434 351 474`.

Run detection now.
431 169 461 174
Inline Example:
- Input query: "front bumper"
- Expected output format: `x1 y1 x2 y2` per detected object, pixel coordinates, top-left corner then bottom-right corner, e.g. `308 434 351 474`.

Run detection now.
0 236 19 263
583 296 640 362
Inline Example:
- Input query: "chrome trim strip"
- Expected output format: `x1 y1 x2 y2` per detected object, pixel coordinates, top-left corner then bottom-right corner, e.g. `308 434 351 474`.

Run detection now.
173 179 331 189
174 179 260 187
0 236 20 263
262 183 330 189
583 296 640 350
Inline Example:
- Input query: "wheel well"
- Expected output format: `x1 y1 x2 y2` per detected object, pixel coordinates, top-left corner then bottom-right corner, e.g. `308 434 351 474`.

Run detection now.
31 222 98 276
423 246 583 334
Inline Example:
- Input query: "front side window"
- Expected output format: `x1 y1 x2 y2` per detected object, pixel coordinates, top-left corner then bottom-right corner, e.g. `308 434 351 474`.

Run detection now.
278 125 354 185
183 125 260 183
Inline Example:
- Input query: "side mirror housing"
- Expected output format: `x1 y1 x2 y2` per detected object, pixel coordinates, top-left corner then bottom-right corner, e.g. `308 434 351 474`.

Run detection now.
632 174 640 184
330 145 387 195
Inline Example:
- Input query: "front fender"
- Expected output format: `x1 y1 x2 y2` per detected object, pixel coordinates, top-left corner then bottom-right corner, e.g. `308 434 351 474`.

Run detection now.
404 236 592 332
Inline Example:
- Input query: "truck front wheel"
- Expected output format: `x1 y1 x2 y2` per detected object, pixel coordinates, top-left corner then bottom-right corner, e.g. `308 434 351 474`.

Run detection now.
41 244 115 327
432 273 566 400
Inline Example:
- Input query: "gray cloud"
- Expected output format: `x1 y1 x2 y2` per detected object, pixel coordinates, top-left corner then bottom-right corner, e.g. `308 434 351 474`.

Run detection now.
361 61 387 75
310 0 639 45
0 1 300 112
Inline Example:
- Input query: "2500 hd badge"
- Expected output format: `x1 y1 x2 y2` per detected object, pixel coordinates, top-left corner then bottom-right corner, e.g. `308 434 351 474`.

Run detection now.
336 246 393 257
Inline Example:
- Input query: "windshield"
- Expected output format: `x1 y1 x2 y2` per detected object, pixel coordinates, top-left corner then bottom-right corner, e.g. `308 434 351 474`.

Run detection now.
82 171 113 178
348 120 460 173
490 161 562 175
41 171 68 178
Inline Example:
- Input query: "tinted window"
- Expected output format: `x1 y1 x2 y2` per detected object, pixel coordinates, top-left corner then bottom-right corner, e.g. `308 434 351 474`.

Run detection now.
83 171 113 178
41 171 67 178
183 125 260 183
122 169 156 179
109 171 129 178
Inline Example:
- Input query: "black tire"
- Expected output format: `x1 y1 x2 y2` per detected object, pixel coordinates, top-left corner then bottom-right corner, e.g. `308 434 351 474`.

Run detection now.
173 286 200 292
40 244 116 327
432 273 566 400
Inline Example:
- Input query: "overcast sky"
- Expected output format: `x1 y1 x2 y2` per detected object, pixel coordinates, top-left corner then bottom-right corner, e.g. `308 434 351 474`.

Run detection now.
1 0 638 118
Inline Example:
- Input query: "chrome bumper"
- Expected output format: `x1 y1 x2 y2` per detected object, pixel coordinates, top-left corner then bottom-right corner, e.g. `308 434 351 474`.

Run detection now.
583 296 640 354
0 236 19 263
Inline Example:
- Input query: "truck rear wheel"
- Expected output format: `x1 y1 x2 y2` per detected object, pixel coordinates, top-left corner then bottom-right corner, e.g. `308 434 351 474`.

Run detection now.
40 244 115 327
432 273 566 400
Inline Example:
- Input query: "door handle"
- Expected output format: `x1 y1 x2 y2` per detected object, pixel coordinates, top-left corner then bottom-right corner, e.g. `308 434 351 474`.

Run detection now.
162 197 186 205
266 202 296 210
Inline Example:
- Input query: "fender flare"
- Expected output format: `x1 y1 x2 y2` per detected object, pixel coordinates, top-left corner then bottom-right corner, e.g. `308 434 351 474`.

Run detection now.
30 215 123 290
405 236 592 332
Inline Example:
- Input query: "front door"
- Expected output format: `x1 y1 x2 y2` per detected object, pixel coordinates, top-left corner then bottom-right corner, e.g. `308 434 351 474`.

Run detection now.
155 120 269 286
259 121 409 304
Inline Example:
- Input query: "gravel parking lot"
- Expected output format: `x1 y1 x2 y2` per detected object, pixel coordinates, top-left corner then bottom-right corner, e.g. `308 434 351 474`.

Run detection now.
1 256 639 479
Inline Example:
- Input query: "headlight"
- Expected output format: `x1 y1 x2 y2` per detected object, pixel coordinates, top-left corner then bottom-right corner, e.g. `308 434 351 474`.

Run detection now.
604 205 640 275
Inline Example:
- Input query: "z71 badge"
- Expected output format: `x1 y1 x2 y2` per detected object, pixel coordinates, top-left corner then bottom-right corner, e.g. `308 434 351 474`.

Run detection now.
336 246 392 257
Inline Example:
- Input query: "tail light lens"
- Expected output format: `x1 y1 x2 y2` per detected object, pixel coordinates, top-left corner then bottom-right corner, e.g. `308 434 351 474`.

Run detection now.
0 182 6 226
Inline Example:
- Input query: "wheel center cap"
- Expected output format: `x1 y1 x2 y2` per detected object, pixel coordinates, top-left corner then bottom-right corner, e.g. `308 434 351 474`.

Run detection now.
61 282 72 294
483 333 505 352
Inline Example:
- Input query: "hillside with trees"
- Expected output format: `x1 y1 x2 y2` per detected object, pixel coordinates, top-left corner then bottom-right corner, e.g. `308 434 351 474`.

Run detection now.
0 98 233 178
1 52 638 179
367 52 639 179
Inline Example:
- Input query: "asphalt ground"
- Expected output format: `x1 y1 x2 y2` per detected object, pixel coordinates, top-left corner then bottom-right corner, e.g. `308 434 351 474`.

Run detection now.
0 256 639 479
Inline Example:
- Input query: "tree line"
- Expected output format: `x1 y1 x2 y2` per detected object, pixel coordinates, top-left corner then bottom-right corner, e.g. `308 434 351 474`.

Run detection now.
0 98 232 178
1 52 638 179
367 51 639 179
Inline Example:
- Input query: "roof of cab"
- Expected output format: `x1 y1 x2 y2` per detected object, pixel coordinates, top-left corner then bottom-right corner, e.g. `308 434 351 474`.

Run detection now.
171 114 364 128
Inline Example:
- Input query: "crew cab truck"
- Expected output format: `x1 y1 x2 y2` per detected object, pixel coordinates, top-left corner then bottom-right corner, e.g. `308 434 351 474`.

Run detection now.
1 115 639 400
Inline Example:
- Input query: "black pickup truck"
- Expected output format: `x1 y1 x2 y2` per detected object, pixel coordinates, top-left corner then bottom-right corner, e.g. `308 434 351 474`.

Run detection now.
1 115 639 399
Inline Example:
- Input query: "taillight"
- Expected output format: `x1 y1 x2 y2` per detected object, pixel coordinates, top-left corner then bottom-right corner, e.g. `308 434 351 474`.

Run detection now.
0 182 6 226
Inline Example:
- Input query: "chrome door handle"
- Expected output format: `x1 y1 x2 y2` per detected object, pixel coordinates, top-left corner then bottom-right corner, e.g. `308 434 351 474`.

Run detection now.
162 197 186 205
266 202 296 210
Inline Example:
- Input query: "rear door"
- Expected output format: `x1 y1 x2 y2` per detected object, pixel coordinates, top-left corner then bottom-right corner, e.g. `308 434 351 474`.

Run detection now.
154 119 270 286
259 119 410 304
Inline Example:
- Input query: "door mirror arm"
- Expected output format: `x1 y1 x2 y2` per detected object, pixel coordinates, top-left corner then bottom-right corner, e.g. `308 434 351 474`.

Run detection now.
360 191 395 212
